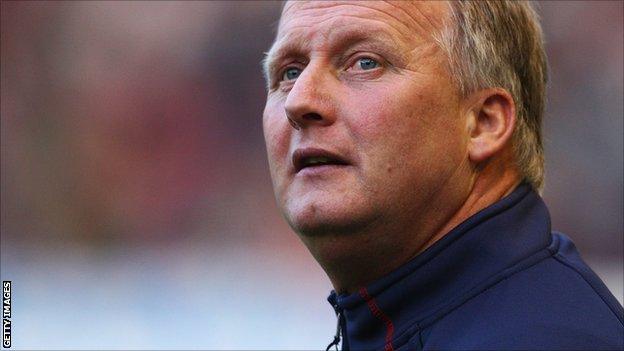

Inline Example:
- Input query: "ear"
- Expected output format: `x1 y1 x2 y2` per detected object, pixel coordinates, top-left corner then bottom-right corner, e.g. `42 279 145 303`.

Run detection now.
465 88 516 164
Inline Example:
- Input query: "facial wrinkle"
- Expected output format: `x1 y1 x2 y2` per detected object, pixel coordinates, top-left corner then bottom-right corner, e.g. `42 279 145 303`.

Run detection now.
288 1 412 33
276 14 405 61
282 2 416 42
311 14 409 47
389 1 448 42
412 2 447 37
347 2 417 39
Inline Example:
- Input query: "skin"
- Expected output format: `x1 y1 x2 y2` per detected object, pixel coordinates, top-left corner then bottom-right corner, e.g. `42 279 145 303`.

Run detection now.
262 1 521 294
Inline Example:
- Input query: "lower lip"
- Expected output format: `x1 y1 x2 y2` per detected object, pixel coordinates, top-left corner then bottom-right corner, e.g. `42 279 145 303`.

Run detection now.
296 164 350 177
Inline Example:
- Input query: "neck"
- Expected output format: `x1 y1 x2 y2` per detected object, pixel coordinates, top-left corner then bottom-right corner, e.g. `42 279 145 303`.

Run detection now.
301 156 522 294
420 159 522 256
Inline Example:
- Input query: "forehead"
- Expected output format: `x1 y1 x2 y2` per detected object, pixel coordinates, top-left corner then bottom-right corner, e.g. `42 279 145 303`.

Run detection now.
276 0 449 47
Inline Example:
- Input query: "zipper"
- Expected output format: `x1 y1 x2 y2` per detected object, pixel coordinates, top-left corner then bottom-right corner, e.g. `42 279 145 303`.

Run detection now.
326 303 344 351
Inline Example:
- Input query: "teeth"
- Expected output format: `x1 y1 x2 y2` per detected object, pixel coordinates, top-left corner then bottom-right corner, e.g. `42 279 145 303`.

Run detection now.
304 156 331 166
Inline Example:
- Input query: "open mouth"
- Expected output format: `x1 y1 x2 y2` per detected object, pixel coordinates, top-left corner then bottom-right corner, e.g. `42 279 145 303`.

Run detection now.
292 147 350 173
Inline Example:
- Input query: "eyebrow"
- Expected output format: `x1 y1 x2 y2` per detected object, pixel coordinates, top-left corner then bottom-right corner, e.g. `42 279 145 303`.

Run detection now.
262 28 407 87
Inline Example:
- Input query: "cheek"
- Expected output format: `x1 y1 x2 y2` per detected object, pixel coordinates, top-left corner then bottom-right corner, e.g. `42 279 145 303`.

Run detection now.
263 100 291 184
344 80 464 179
343 87 431 158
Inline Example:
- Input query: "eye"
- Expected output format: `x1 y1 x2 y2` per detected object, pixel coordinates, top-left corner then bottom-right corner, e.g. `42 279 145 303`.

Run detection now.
282 67 302 81
354 57 380 71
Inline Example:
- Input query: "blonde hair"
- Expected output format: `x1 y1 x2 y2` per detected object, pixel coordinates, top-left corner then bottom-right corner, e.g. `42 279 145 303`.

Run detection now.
437 1 548 191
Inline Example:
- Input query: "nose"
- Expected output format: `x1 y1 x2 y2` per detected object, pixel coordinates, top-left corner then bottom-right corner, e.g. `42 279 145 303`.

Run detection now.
284 63 336 130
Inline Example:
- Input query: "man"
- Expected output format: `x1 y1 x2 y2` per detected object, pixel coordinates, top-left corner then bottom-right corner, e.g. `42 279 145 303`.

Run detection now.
261 1 623 349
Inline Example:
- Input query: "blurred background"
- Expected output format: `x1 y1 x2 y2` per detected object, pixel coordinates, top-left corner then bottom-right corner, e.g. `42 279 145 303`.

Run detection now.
1 1 622 349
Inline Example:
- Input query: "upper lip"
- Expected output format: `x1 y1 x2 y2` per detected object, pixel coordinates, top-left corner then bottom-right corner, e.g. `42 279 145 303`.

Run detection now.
292 147 350 173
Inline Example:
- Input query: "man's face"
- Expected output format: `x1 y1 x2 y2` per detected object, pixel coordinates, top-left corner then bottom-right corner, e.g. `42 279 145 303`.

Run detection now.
263 1 470 237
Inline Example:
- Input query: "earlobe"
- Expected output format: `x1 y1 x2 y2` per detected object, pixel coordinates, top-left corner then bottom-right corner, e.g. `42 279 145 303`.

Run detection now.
466 89 516 164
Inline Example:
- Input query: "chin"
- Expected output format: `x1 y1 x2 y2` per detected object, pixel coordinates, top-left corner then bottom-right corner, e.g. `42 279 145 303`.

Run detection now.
283 194 377 237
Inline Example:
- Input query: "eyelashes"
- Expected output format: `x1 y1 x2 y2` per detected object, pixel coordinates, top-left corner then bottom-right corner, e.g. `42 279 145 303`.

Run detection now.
349 57 381 71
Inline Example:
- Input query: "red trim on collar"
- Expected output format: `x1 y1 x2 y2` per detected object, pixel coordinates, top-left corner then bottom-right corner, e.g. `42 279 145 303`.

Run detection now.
359 287 395 351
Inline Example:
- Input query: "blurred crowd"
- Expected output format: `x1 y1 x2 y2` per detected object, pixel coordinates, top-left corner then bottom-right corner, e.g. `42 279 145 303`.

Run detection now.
1 1 622 349
2 2 286 248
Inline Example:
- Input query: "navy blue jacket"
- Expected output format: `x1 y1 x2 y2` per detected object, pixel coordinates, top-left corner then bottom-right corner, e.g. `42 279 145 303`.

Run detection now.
327 184 624 350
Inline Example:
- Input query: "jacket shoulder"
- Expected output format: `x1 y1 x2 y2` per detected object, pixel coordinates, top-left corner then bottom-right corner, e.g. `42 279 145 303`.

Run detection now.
420 235 624 350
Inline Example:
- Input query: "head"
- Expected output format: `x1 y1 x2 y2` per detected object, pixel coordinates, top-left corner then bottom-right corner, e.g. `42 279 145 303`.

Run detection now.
261 0 547 267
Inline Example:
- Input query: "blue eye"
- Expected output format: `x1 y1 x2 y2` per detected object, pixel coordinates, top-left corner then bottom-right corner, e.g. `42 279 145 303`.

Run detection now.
283 67 302 81
358 57 379 70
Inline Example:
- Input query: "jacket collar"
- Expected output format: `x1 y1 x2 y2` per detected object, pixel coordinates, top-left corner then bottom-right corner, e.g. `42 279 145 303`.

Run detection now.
327 183 552 350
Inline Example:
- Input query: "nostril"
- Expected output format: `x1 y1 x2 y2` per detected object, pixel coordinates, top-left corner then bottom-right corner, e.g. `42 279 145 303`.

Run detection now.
303 113 322 121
